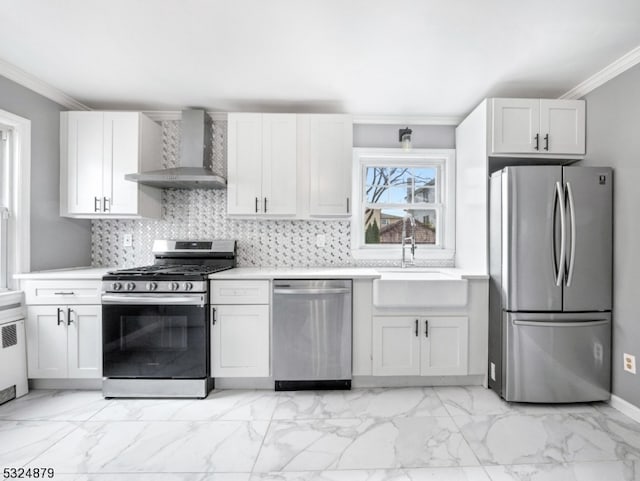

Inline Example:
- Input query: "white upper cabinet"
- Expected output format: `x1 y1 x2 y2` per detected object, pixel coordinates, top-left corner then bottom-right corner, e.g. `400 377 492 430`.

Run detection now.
303 114 353 217
227 113 297 216
491 98 585 156
60 111 162 218
227 112 353 219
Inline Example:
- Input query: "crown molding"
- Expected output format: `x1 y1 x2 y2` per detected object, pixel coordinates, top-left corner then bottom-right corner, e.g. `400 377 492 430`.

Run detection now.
143 111 228 122
352 114 462 125
560 45 640 100
0 58 90 111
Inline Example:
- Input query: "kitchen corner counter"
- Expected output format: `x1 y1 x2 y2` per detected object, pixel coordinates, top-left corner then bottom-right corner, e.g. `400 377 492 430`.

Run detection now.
209 267 382 280
13 266 115 280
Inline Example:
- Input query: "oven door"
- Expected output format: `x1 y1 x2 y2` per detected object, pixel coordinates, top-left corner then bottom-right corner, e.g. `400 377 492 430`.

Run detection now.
102 293 208 379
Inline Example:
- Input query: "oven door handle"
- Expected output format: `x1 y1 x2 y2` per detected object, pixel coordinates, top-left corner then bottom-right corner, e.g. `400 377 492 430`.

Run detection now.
101 294 205 306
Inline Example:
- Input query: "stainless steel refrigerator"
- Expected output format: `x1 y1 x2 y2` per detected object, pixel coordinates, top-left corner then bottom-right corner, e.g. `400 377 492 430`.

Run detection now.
489 165 612 403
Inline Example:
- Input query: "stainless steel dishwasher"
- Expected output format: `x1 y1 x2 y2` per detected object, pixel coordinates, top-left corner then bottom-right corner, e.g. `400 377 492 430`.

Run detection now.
273 279 352 390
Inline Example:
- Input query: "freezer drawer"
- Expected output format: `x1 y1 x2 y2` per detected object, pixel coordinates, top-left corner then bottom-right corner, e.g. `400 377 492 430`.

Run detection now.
504 312 610 403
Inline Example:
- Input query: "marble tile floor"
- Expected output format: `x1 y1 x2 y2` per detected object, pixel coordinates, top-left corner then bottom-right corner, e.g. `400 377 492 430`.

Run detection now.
1 386 639 480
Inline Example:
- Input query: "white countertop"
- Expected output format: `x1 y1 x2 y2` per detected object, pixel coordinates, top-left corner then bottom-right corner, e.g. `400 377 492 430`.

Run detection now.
13 266 488 281
209 267 382 280
14 266 114 280
209 267 488 280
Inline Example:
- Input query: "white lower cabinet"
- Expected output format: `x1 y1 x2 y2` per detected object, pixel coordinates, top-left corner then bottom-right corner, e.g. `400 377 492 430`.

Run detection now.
372 316 468 376
26 305 102 379
211 305 269 377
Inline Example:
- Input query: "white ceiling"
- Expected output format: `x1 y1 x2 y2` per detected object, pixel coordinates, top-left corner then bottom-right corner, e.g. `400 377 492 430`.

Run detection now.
2 0 640 118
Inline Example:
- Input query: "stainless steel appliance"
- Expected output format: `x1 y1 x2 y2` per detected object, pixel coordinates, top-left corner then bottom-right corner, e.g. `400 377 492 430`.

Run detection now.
273 279 352 390
489 166 612 403
101 240 236 398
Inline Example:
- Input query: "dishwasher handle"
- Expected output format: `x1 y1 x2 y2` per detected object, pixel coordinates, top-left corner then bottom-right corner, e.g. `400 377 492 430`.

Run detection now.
273 287 351 295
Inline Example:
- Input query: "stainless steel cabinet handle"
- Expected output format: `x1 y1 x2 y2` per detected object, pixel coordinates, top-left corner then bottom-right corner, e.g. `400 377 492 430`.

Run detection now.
264 197 267 213
273 288 351 295
554 182 566 286
415 319 419 337
534 133 540 151
57 308 65 326
54 291 75 295
566 182 576 286
255 197 259 213
67 308 74 325
544 134 549 151
103 197 110 212
513 320 609 328
212 307 217 326
94 196 100 212
425 319 429 338
346 197 350 213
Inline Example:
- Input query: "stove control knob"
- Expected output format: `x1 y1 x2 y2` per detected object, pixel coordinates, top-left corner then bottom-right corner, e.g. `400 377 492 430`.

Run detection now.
184 282 193 291
170 282 180 291
111 282 122 291
125 282 136 291
146 282 158 291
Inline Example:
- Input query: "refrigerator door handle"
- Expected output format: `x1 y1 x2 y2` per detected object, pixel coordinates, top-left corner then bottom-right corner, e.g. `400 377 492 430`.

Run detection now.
566 181 577 287
554 181 566 286
513 319 609 328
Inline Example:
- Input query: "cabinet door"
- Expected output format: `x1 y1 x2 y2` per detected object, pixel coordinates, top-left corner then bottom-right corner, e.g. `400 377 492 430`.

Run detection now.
540 100 586 155
227 113 264 215
67 305 103 378
262 114 297 215
26 306 68 378
103 112 140 214
372 316 420 376
491 99 540 154
308 114 353 216
211 305 269 377
421 317 468 376
66 112 104 214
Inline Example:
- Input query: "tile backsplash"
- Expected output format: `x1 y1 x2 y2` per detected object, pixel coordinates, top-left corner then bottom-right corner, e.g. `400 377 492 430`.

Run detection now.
91 117 454 268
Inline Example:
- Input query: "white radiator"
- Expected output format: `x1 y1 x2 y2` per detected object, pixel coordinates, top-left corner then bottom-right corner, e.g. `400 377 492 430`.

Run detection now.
0 316 28 404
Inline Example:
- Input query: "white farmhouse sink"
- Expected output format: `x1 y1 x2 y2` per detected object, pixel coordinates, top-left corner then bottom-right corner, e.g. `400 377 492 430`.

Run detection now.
373 269 468 307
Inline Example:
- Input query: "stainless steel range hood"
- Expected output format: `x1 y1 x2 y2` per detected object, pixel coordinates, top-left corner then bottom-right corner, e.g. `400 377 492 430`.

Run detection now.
125 109 226 189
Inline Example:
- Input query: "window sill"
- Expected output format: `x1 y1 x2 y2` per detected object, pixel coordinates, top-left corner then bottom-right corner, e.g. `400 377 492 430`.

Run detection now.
351 247 455 261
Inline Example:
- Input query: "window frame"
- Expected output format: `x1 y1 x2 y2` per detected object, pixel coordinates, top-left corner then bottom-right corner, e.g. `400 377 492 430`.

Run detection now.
0 109 31 292
351 148 455 261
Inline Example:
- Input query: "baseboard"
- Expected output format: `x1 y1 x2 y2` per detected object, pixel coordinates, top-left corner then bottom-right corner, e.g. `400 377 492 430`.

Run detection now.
29 379 102 390
352 374 484 388
609 394 640 423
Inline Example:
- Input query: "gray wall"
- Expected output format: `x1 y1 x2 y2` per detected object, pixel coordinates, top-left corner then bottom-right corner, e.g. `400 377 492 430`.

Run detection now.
581 64 640 408
354 124 455 148
0 76 91 271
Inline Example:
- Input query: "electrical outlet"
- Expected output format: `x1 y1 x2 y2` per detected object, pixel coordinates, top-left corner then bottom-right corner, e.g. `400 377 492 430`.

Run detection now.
316 234 326 248
123 233 133 247
624 353 636 374
490 362 496 381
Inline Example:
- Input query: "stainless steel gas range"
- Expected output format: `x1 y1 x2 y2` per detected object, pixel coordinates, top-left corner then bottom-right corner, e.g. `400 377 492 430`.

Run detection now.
101 240 236 398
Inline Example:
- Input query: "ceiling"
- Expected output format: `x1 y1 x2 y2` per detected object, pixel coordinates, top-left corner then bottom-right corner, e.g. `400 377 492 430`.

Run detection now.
2 0 640 118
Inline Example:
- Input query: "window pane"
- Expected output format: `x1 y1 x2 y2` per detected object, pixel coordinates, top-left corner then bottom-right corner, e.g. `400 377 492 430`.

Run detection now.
364 208 436 245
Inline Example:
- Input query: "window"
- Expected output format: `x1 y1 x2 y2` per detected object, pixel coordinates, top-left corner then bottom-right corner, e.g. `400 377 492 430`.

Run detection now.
351 148 455 261
0 125 11 289
0 109 31 291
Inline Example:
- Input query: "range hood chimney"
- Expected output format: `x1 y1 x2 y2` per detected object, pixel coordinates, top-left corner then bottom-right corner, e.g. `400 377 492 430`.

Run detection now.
125 109 226 189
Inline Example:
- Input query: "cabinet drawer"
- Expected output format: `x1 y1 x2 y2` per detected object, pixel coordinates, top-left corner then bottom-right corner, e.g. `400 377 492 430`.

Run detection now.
24 280 102 305
210 280 270 304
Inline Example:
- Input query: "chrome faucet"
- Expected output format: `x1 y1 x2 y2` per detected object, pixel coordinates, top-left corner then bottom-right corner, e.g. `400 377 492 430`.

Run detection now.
401 212 416 268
